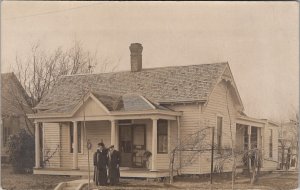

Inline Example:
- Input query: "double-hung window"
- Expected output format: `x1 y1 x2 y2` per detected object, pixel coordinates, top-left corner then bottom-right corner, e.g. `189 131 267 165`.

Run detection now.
217 116 223 154
269 129 273 158
157 120 168 153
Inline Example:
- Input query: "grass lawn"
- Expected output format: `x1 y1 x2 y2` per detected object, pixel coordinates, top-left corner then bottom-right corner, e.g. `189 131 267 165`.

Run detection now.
91 172 299 190
1 164 298 190
1 164 80 190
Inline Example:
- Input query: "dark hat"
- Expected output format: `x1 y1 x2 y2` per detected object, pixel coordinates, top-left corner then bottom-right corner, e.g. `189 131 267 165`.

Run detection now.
109 145 114 149
98 142 104 147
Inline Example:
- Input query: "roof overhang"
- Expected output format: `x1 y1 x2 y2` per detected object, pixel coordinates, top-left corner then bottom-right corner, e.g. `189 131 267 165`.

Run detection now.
236 116 268 128
236 116 280 128
159 100 206 105
28 109 182 123
209 63 244 112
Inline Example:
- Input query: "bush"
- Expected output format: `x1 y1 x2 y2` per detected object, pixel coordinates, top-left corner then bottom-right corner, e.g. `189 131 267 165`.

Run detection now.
6 129 35 173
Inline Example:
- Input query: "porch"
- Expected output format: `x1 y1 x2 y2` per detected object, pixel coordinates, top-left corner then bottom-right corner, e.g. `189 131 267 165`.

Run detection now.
33 167 172 178
235 116 266 169
28 92 183 177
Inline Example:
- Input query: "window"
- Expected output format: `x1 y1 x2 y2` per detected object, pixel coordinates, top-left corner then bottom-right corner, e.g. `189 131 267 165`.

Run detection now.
70 122 82 153
269 129 273 158
3 125 11 145
217 116 223 154
157 120 168 153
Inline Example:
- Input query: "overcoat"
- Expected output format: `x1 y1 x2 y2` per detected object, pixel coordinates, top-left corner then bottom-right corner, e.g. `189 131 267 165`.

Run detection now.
108 150 121 185
93 149 108 186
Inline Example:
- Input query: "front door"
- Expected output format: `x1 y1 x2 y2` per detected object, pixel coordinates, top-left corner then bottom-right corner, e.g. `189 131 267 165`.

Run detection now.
119 124 146 167
119 125 133 167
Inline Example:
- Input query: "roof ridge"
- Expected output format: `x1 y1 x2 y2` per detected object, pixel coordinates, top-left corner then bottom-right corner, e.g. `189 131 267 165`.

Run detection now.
60 62 228 78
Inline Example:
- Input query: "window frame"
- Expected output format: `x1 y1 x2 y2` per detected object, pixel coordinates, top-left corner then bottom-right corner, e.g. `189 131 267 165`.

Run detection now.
269 129 273 158
216 115 223 154
157 119 168 154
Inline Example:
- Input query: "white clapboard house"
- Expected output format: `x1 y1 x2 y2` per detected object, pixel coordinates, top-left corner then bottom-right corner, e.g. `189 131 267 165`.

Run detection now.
28 43 279 177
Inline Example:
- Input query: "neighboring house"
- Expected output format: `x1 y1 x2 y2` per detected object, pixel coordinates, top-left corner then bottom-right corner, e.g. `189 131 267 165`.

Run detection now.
28 43 279 177
1 73 33 157
278 121 298 170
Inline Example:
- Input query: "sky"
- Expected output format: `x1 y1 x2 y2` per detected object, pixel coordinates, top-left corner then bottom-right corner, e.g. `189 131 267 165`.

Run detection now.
1 1 299 121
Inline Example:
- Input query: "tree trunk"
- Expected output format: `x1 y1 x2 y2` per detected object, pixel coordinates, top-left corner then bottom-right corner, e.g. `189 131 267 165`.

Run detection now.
169 151 175 184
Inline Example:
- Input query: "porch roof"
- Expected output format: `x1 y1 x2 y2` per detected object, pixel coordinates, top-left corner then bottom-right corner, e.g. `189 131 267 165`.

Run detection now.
28 92 182 121
236 115 280 128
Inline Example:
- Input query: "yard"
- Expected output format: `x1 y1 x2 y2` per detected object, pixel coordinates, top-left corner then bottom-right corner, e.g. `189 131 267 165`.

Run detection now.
1 163 298 190
89 172 298 190
1 164 80 190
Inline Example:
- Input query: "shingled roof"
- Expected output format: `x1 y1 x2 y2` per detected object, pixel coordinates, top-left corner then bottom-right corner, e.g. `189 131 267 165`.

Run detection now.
36 62 228 113
1 73 33 117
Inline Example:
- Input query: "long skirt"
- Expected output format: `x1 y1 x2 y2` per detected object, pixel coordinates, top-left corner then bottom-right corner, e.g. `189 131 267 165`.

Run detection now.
94 166 108 186
109 167 120 185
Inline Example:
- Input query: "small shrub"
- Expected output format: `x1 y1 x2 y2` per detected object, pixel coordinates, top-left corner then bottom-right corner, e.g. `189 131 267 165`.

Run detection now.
6 129 35 173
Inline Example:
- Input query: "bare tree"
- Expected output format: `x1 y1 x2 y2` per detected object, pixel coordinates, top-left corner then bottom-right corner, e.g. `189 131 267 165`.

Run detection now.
169 126 212 184
13 40 119 108
289 110 299 169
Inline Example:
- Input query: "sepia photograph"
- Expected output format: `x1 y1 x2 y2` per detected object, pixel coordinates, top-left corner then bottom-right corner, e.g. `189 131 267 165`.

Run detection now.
0 1 299 190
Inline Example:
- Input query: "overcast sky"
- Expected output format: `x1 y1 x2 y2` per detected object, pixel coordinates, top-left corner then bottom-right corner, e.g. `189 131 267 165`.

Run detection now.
1 2 299 121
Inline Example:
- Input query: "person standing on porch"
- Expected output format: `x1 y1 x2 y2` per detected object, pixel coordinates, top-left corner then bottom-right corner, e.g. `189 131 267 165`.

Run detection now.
93 143 108 186
108 145 121 185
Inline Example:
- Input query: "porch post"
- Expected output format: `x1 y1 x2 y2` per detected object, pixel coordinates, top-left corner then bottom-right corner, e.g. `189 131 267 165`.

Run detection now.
248 125 252 170
168 120 171 153
73 121 78 170
35 122 41 168
151 118 158 171
115 124 119 151
111 120 116 147
177 116 181 171
257 127 261 149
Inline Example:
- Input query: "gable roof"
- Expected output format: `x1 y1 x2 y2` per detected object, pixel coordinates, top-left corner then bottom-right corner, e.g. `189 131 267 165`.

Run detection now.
1 73 33 117
38 91 171 115
35 62 238 113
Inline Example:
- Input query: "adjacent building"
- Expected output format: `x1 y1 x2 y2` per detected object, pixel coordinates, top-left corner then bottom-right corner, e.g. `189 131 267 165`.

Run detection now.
1 73 33 159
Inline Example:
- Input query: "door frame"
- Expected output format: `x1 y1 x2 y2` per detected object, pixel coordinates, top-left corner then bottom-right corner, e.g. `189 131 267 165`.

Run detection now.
118 124 146 168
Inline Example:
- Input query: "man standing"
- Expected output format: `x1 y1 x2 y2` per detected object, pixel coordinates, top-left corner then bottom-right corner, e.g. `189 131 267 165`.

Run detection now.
108 145 121 185
93 143 108 186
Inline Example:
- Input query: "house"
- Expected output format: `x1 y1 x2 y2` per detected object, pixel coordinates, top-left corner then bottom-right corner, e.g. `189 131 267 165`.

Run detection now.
28 43 279 177
278 121 298 170
1 73 33 159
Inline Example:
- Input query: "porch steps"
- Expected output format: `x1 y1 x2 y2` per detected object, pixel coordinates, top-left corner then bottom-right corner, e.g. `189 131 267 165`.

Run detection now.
54 179 88 190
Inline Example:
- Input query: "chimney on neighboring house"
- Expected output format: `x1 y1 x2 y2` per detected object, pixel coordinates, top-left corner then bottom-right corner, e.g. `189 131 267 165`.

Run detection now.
129 43 143 72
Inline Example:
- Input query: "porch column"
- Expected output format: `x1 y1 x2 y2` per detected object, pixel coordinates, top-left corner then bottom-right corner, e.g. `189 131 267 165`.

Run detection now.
248 126 252 150
248 125 252 170
257 128 261 149
151 118 158 171
35 122 41 168
73 121 78 170
111 120 116 147
115 124 119 151
177 116 182 171
168 120 171 153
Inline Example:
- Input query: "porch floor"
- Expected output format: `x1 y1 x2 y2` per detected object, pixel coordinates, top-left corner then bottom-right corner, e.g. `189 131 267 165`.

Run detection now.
33 167 172 178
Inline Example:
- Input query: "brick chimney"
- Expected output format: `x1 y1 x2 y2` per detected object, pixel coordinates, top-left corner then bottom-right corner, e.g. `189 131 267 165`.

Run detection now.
129 43 143 72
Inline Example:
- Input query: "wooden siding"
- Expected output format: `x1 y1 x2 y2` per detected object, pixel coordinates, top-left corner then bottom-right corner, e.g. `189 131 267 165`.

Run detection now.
43 123 61 168
262 123 279 170
47 119 178 171
166 79 240 174
59 121 111 169
74 97 108 118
